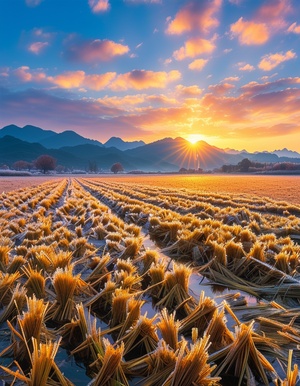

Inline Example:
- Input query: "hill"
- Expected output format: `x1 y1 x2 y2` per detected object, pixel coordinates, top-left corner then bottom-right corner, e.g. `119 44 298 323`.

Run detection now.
104 137 145 151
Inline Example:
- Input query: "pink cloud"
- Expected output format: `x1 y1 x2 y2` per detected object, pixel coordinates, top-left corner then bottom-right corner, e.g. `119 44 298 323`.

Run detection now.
110 70 181 91
230 17 269 45
223 76 240 82
88 0 110 13
241 77 300 95
288 22 300 34
208 83 235 95
173 37 215 60
257 0 292 30
25 0 43 6
28 41 49 54
65 38 129 62
13 66 47 83
166 0 222 35
125 0 161 3
258 50 297 71
188 58 208 71
239 63 255 71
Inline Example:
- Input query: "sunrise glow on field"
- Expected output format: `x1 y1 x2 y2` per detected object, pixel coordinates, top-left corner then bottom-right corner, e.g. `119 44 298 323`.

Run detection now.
1 1 300 385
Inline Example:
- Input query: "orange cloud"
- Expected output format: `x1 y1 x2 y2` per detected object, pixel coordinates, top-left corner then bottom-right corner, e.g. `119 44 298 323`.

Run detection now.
99 94 147 108
65 38 129 62
50 71 86 88
288 22 300 34
28 42 49 54
83 73 117 90
176 84 203 97
188 58 208 71
88 0 110 13
258 50 297 71
110 70 181 91
230 17 269 45
231 0 293 46
166 0 221 35
173 37 215 60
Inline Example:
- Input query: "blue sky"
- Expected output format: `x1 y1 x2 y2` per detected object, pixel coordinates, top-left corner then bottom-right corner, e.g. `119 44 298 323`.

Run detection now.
0 0 300 151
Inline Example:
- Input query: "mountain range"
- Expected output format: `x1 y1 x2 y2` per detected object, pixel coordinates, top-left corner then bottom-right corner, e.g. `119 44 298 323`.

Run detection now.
0 124 300 172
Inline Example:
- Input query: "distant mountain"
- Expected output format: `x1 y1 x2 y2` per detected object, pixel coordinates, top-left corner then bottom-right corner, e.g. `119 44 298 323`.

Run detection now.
0 136 83 168
1 124 300 172
224 147 248 155
0 125 103 149
0 124 55 142
104 137 145 151
39 130 103 149
61 143 176 171
126 137 241 170
272 148 300 158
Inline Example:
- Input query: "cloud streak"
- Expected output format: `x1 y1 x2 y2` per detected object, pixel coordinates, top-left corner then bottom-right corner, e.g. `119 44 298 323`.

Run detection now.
166 0 222 35
173 38 215 60
258 50 297 71
64 38 129 63
88 0 110 13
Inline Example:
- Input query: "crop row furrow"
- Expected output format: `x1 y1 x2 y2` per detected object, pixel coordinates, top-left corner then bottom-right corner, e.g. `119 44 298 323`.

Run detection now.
0 178 299 385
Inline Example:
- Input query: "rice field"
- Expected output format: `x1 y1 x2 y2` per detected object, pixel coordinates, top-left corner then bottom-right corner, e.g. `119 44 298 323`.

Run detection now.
0 174 300 385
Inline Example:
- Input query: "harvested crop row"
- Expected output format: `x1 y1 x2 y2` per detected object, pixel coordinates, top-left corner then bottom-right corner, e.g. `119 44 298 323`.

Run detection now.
0 178 298 385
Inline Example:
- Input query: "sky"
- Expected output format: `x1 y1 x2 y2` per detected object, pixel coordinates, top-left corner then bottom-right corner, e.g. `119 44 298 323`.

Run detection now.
0 0 300 152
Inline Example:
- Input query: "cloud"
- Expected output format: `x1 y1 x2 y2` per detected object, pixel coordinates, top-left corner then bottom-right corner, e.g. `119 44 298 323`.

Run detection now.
230 0 293 45
50 71 86 89
110 69 181 91
83 73 117 90
239 63 255 71
288 22 300 34
88 0 110 13
223 76 240 82
188 58 208 71
25 0 43 6
208 83 235 95
0 88 144 141
125 0 162 3
13 66 47 83
173 37 215 60
99 94 147 108
258 50 297 71
230 17 269 45
64 38 129 62
240 77 300 95
166 0 222 35
28 42 49 55
176 85 203 97
256 0 292 30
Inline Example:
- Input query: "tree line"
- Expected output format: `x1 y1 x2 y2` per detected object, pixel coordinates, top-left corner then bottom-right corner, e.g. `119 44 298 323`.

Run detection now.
11 155 124 174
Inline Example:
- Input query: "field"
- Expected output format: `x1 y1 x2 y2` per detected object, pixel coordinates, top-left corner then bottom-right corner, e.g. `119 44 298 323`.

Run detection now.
0 174 300 385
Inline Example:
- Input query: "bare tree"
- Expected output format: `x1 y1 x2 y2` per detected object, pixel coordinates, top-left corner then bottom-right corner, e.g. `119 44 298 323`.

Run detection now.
35 155 56 174
111 162 124 174
13 160 32 171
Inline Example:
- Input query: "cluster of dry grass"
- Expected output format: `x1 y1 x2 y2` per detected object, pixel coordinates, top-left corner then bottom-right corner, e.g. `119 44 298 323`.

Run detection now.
0 177 299 385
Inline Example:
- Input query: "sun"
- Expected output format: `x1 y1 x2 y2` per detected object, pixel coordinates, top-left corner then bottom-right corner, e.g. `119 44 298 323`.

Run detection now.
186 134 203 145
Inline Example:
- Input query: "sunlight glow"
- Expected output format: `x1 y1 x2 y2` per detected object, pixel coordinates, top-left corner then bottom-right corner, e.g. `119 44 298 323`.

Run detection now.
186 134 204 144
